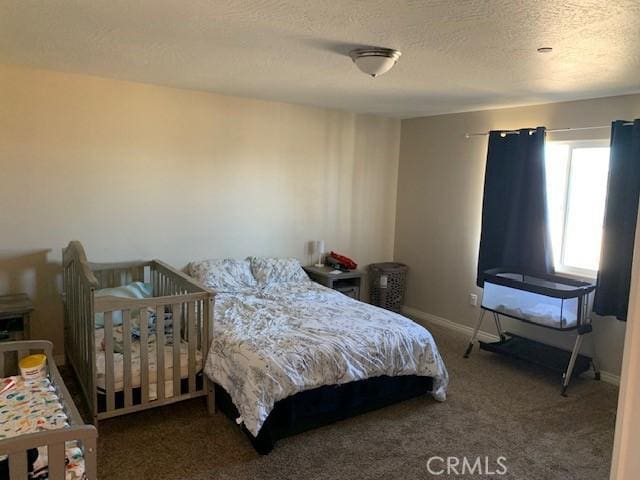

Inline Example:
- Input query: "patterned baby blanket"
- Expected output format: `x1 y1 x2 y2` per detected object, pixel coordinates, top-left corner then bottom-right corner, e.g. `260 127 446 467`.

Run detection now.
0 376 85 479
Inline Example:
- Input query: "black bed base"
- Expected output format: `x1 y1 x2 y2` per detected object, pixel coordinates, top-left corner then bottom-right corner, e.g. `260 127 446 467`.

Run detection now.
216 375 434 454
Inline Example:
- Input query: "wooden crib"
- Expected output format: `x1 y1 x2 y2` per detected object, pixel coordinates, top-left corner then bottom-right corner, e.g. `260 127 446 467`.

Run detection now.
0 340 97 479
62 241 215 422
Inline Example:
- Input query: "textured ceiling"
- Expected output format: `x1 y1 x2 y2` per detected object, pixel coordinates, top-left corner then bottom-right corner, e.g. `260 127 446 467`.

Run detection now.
1 0 639 118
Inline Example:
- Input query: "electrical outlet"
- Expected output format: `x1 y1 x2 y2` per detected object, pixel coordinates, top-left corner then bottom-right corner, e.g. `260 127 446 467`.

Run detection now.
469 293 478 307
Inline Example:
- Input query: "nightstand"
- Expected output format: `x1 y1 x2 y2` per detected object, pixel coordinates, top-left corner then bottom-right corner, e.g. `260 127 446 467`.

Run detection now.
303 266 365 301
0 294 33 342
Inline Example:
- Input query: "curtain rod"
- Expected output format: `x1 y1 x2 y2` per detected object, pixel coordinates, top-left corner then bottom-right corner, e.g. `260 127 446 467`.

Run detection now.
464 124 624 139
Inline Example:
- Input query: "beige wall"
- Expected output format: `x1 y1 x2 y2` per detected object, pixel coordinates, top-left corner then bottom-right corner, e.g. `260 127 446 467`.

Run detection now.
0 64 401 354
395 94 640 377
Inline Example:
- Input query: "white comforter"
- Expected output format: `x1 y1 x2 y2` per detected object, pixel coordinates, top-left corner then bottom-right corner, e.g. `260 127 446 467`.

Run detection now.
205 280 448 436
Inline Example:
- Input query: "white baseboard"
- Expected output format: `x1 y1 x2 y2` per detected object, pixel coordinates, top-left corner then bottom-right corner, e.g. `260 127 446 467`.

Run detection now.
599 370 620 386
402 306 500 343
402 305 620 387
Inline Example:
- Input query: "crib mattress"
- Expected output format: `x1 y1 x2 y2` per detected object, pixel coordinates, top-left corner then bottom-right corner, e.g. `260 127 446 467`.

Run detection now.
95 329 203 400
0 376 85 479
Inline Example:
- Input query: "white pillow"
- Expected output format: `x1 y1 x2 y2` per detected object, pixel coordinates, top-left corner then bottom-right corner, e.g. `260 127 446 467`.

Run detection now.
248 257 309 286
188 258 257 292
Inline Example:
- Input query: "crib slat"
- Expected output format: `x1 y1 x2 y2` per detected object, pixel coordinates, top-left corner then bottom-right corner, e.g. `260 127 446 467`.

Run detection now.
9 452 28 478
188 301 196 392
122 309 133 408
140 308 149 404
104 312 115 412
205 296 215 413
79 285 84 386
197 300 202 353
84 435 97 480
75 277 80 351
172 303 181 397
202 301 208 359
85 284 92 398
156 305 165 401
77 281 84 380
48 443 66 480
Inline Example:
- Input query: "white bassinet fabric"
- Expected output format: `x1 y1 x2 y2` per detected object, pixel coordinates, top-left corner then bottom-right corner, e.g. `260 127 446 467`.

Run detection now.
483 281 578 328
494 304 575 328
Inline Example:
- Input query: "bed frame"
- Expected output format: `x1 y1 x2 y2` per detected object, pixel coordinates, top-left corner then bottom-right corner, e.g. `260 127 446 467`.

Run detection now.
62 241 216 422
215 375 434 454
0 340 97 479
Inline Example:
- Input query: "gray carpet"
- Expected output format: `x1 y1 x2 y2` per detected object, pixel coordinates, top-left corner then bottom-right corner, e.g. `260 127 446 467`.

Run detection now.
69 323 618 479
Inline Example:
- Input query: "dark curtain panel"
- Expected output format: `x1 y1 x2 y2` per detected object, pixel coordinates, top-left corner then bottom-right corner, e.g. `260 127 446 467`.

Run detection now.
477 127 554 287
593 119 640 321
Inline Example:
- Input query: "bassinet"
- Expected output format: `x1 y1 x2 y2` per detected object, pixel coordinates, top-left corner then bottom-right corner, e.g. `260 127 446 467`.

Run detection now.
464 268 597 395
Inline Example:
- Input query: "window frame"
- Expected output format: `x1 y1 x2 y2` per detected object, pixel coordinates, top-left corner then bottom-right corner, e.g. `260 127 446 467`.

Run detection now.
546 138 610 281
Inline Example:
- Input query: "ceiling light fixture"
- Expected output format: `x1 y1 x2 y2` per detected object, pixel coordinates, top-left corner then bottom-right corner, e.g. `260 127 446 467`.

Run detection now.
349 47 402 78
537 47 553 53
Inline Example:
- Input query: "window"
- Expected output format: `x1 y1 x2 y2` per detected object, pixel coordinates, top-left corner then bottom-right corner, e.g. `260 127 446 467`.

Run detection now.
545 140 610 278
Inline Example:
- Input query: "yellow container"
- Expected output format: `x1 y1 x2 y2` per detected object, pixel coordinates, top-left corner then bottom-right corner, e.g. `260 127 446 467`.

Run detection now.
19 354 47 381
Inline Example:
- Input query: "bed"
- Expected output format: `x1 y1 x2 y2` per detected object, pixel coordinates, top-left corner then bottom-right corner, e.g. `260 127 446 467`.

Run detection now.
62 241 215 422
189 257 448 453
0 340 97 479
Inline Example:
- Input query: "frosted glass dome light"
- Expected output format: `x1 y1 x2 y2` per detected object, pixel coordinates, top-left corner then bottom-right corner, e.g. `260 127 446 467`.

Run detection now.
349 47 402 78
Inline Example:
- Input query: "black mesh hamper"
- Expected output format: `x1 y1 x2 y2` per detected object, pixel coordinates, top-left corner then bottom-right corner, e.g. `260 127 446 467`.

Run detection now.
368 263 408 312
